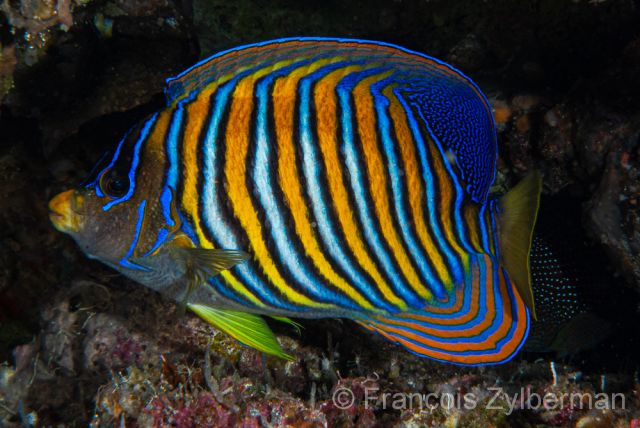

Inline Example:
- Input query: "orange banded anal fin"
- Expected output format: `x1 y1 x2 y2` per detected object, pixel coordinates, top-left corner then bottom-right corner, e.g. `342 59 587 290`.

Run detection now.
355 266 529 366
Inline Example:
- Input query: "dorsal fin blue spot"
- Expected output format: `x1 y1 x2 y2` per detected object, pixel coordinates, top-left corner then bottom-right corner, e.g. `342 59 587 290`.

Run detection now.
406 77 497 202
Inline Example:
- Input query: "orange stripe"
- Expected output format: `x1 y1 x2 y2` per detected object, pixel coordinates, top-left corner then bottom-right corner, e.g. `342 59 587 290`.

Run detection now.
271 59 375 311
373 255 495 337
485 206 497 256
397 259 481 324
426 285 464 314
463 205 484 253
312 65 407 309
353 72 433 301
425 124 472 271
384 86 453 288
176 86 265 308
172 40 483 114
182 88 214 219
224 66 331 309
359 262 527 364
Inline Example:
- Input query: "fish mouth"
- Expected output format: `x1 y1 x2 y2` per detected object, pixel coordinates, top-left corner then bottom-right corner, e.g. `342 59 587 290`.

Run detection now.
49 189 81 233
49 210 71 232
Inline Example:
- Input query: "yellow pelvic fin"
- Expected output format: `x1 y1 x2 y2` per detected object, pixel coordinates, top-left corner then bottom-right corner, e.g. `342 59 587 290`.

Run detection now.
188 304 293 360
269 316 303 335
498 171 542 320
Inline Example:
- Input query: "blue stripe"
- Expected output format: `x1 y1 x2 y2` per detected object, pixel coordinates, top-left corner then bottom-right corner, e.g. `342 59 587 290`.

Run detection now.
165 42 317 104
253 62 363 311
371 254 491 336
179 212 199 246
103 114 158 211
141 228 170 258
258 59 394 311
489 200 499 257
160 187 176 228
334 68 423 308
207 276 256 307
478 204 491 255
367 262 525 365
82 151 110 190
166 37 494 117
118 200 151 271
371 77 445 302
165 107 184 192
201 71 301 312
95 133 128 198
297 62 413 311
412 104 475 255
394 94 464 286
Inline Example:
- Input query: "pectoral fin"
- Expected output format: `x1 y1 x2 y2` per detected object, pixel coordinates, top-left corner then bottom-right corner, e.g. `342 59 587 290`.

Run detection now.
179 247 250 278
188 304 293 360
170 243 250 309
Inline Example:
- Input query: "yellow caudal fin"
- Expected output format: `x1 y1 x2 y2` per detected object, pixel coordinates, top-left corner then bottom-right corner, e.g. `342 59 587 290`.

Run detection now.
498 171 542 319
188 304 293 360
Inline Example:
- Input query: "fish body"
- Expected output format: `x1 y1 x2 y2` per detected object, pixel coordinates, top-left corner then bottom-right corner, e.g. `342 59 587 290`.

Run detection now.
49 38 540 365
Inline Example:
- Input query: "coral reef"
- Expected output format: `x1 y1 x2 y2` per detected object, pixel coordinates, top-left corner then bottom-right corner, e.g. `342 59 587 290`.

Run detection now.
1 0 639 426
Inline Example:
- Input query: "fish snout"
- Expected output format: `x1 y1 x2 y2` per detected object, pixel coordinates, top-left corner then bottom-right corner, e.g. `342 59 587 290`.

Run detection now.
49 189 84 233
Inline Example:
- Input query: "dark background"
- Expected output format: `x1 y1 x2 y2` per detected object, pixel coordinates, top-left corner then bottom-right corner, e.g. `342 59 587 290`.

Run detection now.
1 0 640 425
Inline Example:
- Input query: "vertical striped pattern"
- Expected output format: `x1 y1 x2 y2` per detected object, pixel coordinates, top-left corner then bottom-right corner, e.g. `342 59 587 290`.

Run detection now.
94 38 529 365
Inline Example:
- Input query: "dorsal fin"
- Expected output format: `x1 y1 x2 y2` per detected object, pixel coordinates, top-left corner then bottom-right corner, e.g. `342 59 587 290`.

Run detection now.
407 79 498 203
165 38 499 203
498 171 542 319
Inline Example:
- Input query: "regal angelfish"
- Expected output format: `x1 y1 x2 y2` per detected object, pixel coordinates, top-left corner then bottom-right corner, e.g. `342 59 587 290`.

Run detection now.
49 38 541 365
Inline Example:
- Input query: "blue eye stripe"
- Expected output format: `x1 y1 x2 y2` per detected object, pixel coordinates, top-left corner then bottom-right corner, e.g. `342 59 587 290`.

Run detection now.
93 134 128 197
119 199 151 271
102 113 158 211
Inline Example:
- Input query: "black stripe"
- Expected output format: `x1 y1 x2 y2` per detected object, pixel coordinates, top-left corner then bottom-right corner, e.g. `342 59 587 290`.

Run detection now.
408 99 466 275
378 88 441 289
243 75 322 306
298 72 399 309
193 88 278 307
344 89 421 303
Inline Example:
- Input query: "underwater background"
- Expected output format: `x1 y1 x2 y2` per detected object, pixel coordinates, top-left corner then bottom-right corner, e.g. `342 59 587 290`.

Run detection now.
1 0 640 426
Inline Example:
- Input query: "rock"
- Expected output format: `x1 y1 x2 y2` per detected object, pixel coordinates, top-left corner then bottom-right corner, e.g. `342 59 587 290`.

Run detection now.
587 152 640 288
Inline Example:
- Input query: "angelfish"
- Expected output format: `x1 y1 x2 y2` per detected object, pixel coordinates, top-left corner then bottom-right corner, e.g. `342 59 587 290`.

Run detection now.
49 38 541 365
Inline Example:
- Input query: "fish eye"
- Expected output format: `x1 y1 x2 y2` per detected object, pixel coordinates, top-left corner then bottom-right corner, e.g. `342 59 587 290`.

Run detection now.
99 169 129 198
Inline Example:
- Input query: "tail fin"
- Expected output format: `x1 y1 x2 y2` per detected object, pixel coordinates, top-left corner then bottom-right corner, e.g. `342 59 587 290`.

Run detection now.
356 257 530 366
498 171 542 319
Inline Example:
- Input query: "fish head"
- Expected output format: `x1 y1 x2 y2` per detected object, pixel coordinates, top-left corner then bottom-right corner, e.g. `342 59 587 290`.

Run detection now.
49 171 144 264
49 113 172 268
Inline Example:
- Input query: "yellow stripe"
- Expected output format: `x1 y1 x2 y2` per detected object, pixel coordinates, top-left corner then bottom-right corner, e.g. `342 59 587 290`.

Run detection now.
224 63 332 309
177 86 265 308
272 60 378 311
312 65 407 309
384 86 453 288
425 125 472 271
353 72 433 301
